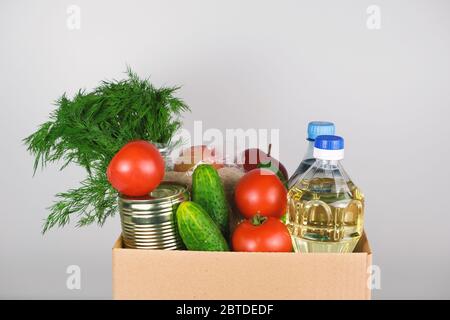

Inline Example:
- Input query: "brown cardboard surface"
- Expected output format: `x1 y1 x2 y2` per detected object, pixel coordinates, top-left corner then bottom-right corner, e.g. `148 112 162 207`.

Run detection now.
112 233 372 300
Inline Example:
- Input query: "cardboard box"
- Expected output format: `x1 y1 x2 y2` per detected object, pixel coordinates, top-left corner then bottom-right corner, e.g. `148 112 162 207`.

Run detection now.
112 232 372 300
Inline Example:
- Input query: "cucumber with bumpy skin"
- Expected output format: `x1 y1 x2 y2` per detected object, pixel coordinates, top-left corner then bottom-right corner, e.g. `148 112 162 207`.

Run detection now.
192 164 230 236
177 201 229 251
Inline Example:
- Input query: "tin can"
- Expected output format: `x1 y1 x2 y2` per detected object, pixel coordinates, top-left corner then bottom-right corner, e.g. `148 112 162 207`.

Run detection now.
119 182 189 250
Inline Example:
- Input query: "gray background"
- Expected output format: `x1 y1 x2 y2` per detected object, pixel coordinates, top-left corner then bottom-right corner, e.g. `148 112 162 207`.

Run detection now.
1 0 449 299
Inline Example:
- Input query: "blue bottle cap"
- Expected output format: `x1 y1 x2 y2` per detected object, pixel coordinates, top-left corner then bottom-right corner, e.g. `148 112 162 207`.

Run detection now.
307 121 335 141
314 135 344 150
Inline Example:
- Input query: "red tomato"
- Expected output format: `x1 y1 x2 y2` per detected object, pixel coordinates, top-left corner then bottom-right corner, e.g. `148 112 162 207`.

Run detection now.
107 140 165 196
232 216 292 252
234 169 287 218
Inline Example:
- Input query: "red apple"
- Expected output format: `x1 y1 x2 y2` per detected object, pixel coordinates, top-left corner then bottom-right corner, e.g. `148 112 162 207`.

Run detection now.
241 145 288 181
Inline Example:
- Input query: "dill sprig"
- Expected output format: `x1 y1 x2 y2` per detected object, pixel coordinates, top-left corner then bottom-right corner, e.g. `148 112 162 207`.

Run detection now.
24 68 190 233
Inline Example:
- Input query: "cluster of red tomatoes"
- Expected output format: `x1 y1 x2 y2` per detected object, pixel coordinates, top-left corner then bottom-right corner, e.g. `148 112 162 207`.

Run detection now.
233 168 293 252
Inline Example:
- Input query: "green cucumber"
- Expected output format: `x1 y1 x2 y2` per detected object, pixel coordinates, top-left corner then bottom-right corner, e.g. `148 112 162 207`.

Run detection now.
176 201 229 251
192 164 230 236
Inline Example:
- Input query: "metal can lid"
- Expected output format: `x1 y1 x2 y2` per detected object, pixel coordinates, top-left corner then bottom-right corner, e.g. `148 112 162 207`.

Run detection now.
119 181 189 212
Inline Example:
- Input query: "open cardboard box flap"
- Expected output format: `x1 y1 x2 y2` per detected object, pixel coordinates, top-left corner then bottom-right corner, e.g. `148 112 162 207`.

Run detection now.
112 232 372 300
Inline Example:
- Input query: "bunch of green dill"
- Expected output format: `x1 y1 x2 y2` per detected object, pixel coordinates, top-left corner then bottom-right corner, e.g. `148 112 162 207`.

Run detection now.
24 68 190 233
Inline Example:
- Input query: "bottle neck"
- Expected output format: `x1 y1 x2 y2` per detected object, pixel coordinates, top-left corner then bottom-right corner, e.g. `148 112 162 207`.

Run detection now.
313 146 344 161
315 158 340 166
303 139 315 160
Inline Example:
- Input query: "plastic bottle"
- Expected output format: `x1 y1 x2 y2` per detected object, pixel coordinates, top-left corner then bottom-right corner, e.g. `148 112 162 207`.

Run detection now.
288 121 335 189
286 135 364 253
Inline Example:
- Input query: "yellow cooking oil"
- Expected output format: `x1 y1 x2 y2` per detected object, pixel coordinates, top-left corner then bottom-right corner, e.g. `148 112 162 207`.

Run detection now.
286 178 364 253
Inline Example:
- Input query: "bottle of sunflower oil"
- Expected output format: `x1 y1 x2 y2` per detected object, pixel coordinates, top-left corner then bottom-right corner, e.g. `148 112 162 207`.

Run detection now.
286 135 364 253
